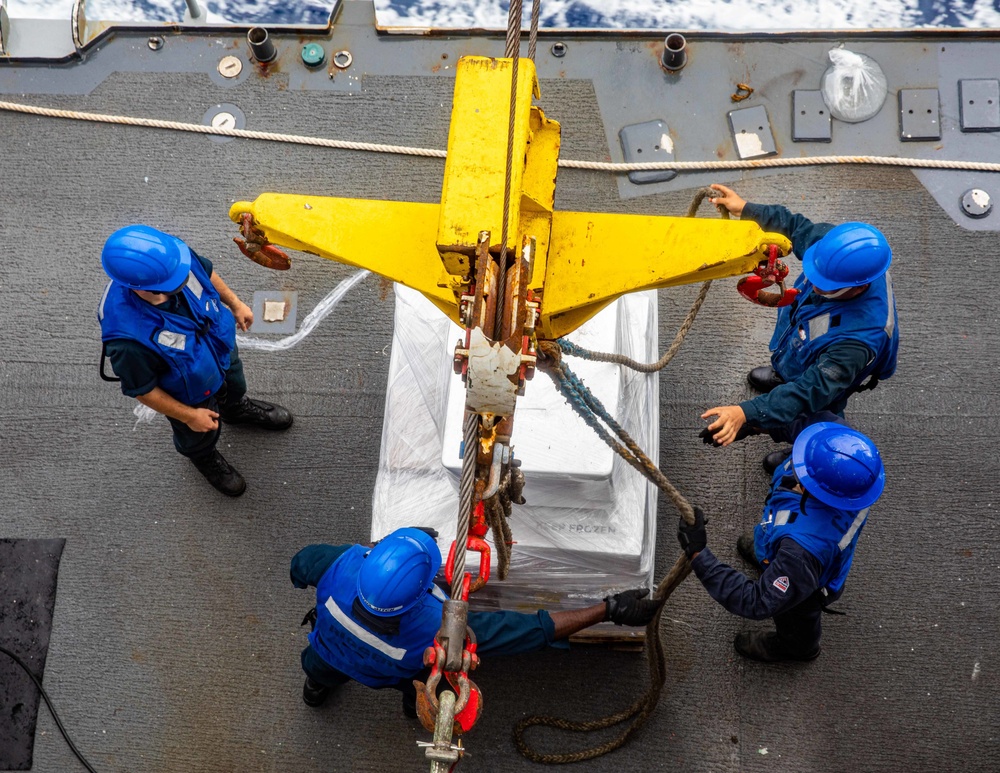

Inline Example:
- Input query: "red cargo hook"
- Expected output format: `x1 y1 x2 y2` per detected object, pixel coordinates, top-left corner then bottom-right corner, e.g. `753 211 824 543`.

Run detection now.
737 243 798 308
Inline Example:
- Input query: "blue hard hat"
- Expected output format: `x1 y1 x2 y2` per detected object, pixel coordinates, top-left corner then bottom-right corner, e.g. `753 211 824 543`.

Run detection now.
802 223 891 291
357 527 441 617
101 225 192 292
792 422 885 510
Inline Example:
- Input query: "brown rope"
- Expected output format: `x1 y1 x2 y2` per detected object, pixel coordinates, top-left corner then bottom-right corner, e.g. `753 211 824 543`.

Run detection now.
511 189 722 763
555 189 729 373
512 555 692 763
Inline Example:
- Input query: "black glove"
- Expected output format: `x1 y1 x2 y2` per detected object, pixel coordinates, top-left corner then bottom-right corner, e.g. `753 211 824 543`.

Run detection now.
699 423 758 447
677 506 708 559
409 526 440 541
604 588 660 627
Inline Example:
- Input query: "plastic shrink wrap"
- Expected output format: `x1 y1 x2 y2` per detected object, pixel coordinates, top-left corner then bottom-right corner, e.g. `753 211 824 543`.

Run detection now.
372 286 659 617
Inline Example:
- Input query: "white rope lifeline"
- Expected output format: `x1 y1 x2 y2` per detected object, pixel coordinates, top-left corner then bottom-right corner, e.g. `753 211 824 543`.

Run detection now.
3 99 1000 174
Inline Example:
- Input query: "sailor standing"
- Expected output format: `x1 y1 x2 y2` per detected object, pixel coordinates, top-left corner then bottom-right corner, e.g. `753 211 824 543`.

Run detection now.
97 225 292 496
679 415 884 662
700 184 899 473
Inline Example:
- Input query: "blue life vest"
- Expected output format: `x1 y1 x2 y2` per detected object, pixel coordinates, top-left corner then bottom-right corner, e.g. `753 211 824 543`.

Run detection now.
754 457 870 594
770 271 899 389
309 545 446 688
98 256 236 406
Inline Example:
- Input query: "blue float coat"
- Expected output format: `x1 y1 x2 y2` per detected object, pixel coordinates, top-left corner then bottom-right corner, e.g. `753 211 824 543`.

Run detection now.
291 544 566 687
692 413 867 617
98 252 236 405
737 203 899 428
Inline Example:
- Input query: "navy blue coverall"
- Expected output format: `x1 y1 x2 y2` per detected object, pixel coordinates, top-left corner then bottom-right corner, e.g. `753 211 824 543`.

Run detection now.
291 544 568 710
692 413 860 657
738 203 883 429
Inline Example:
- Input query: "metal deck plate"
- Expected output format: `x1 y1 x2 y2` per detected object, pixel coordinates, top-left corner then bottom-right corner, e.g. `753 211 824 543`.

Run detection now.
792 90 832 143
618 119 678 184
899 88 941 141
959 79 1000 132
727 105 777 159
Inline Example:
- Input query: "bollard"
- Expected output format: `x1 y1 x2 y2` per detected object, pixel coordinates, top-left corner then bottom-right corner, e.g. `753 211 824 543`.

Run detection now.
247 27 276 63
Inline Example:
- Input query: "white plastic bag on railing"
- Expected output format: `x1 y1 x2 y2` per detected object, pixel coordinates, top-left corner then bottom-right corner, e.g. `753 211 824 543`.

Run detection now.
821 48 888 123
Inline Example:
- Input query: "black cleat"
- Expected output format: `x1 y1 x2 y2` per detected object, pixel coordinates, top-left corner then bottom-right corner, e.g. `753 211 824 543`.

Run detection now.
221 396 293 430
191 450 246 497
747 366 785 393
734 631 820 663
763 448 792 475
302 677 331 708
736 532 762 570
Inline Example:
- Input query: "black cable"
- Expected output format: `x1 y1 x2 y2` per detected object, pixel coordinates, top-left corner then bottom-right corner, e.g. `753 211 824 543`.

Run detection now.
0 644 99 773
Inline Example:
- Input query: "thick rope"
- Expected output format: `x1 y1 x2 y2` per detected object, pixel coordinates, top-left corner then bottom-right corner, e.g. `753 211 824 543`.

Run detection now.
555 189 726 373
557 281 710 373
513 554 691 763
4 100 1000 174
0 100 449 159
512 189 727 764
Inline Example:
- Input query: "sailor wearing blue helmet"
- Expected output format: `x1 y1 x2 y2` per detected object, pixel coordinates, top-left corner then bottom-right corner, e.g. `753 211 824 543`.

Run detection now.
98 225 293 496
700 185 899 473
678 414 885 662
291 527 661 712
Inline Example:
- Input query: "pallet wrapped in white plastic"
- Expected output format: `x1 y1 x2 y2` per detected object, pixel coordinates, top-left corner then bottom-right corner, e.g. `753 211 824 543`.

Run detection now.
371 285 658 614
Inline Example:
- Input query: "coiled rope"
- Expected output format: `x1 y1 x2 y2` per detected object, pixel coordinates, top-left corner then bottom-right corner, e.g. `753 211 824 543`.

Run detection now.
3 99 1000 174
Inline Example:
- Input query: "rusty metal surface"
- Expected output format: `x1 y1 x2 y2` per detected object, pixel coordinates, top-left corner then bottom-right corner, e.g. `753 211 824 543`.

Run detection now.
0 6 998 772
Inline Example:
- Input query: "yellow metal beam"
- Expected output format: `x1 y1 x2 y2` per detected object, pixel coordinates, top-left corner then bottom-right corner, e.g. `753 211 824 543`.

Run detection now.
436 56 558 280
228 54 794 342
228 195 460 323
541 211 792 339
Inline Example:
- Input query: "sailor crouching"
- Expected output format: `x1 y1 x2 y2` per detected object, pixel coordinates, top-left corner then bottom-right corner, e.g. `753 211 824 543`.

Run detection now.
97 225 292 496
291 527 660 713
680 416 885 662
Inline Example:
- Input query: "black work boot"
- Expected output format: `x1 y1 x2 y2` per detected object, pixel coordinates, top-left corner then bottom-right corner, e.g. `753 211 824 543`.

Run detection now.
762 447 792 475
302 677 331 708
747 366 785 393
736 532 762 570
402 692 417 719
221 396 293 430
734 631 820 663
191 450 246 497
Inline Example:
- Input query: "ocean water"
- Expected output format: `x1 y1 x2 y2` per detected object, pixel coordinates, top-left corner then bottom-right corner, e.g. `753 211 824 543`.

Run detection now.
9 0 1000 29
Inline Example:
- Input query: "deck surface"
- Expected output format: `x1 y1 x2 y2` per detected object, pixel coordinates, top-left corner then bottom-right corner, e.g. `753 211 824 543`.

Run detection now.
1 11 998 773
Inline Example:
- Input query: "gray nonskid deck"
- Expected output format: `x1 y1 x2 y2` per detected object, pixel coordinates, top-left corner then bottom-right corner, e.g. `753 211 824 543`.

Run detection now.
1 13 998 773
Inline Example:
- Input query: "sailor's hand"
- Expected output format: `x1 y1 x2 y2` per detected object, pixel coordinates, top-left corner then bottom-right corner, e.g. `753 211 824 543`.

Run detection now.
708 184 746 217
186 408 220 433
604 588 660 627
232 301 254 331
677 506 708 559
700 405 747 447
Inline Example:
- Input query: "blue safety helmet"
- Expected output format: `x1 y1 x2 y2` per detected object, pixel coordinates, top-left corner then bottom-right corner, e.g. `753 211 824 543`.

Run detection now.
802 222 891 291
792 422 885 510
101 225 192 292
357 527 441 617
